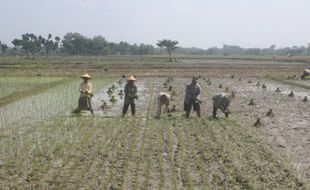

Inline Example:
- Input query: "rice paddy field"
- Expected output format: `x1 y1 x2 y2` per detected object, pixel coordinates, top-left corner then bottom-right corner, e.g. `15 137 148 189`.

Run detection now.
0 56 310 189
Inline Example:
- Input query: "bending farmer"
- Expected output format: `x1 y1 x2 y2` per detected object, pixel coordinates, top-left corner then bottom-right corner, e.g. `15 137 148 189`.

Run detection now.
212 93 232 118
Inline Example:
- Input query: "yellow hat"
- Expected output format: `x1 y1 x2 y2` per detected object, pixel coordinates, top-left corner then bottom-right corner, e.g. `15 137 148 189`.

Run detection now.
81 73 91 79
127 76 136 81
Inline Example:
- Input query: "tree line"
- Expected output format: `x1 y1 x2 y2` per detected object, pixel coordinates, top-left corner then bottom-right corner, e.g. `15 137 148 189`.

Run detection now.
1 32 310 58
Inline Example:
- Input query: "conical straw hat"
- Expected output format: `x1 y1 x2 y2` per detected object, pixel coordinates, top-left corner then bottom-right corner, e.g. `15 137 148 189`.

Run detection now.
81 73 91 79
127 76 136 81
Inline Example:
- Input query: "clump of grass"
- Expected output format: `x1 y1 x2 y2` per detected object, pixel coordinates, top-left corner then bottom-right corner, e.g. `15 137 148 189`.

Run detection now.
254 118 261 127
107 88 113 95
117 79 123 87
265 109 274 117
100 100 108 111
238 78 242 81
170 105 177 112
288 91 294 97
219 84 222 88
111 84 117 90
168 86 173 91
109 96 117 104
231 75 235 79
118 90 124 96
163 81 169 88
262 84 267 89
248 99 256 106
275 88 281 93
303 96 308 102
248 80 253 83
231 91 235 98
256 81 261 87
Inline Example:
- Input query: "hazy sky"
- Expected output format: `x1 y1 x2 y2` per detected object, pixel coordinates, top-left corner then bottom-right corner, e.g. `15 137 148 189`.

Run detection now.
1 0 310 49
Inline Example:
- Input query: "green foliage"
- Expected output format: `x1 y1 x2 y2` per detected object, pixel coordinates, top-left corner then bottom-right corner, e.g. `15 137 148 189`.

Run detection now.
61 33 155 56
13 34 40 58
0 41 8 53
38 34 60 58
157 39 178 61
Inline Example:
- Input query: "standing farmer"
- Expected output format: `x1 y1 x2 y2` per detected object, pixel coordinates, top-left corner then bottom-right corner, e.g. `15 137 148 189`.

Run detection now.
212 93 232 118
73 73 94 115
122 76 138 116
184 77 201 118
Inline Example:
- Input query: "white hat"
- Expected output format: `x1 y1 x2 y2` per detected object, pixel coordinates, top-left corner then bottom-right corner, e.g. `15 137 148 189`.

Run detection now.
81 73 91 79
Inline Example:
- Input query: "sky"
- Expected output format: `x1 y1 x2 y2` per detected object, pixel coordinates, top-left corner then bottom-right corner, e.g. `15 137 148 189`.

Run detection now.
1 0 310 49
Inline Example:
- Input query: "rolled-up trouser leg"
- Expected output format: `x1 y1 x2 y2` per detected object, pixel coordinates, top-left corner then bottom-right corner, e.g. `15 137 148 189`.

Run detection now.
131 103 136 116
184 102 192 118
193 102 201 117
122 103 129 115
197 109 201 118
87 97 94 115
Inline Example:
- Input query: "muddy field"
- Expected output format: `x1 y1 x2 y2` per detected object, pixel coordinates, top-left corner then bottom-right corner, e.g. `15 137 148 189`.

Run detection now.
0 57 310 189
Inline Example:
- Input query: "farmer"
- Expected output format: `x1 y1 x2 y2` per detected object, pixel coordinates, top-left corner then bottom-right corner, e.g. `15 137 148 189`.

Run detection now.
184 77 201 118
212 93 232 118
301 68 310 80
73 73 94 115
122 76 138 116
157 92 171 118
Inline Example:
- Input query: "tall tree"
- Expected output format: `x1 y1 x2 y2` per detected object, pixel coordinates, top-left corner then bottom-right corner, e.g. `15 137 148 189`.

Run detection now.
62 32 89 55
157 39 178 61
0 41 8 54
39 34 60 58
12 33 41 59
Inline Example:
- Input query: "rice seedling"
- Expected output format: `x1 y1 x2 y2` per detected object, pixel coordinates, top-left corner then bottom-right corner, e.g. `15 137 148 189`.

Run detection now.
288 91 294 97
303 96 308 102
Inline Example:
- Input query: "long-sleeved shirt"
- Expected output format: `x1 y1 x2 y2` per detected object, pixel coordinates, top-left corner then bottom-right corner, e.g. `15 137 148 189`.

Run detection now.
212 93 231 111
184 83 201 104
79 81 92 97
124 84 137 104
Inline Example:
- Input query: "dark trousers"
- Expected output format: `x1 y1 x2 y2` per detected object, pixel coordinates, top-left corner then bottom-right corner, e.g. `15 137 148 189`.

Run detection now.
73 96 94 115
122 103 136 116
212 107 218 118
184 101 201 118
213 107 229 118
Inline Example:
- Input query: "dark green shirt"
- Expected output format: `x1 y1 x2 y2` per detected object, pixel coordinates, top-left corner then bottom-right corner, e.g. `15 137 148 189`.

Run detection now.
124 84 137 104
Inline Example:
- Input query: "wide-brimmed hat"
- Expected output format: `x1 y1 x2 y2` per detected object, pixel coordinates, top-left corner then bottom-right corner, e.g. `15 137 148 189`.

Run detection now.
127 76 136 81
81 73 91 79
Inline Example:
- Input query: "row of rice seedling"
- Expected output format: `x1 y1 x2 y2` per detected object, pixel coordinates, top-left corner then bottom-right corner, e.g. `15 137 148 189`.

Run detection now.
166 118 179 190
141 117 156 189
0 77 64 99
119 118 143 190
0 77 114 132
183 120 211 190
0 77 116 188
157 119 165 190
175 120 194 190
192 117 308 189
102 118 136 189
1 77 309 189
